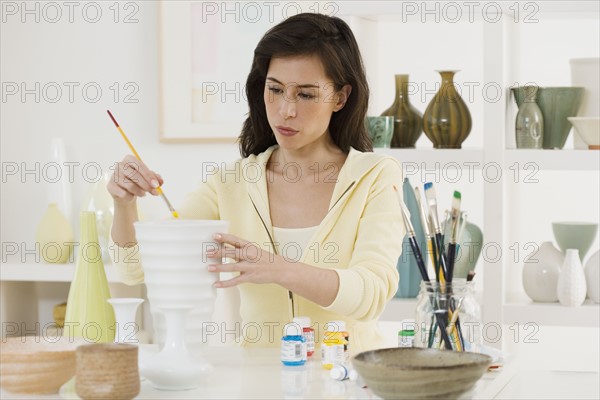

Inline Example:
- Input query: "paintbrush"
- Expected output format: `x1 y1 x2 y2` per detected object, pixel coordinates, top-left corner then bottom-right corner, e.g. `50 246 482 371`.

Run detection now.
107 110 179 218
446 191 462 281
424 182 448 281
414 186 436 279
394 186 429 282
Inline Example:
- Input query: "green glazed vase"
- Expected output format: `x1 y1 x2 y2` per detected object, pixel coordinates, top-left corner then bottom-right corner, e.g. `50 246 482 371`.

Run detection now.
423 71 472 149
511 86 584 149
64 211 115 342
442 214 483 279
381 74 423 148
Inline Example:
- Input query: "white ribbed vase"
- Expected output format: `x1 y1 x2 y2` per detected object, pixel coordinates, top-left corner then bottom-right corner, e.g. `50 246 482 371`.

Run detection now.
557 249 587 307
134 220 229 347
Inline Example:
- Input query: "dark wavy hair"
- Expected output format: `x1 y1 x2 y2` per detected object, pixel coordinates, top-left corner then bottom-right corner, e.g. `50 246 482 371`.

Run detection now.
238 13 372 157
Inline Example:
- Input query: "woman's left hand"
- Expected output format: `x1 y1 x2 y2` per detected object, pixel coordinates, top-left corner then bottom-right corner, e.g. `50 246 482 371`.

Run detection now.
205 233 289 288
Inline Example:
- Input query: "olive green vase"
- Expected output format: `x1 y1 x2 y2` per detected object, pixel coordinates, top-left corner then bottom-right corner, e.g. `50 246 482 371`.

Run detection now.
423 71 472 149
381 74 423 148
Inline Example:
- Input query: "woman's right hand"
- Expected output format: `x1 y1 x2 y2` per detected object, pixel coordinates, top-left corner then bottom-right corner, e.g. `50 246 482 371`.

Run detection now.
107 155 164 206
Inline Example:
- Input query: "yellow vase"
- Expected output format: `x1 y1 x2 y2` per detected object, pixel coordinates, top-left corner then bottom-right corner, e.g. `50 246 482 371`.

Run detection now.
35 203 74 263
63 212 115 342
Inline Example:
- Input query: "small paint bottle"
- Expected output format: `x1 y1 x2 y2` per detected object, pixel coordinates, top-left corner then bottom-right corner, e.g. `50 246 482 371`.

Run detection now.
281 323 307 366
329 365 358 381
293 316 315 357
321 321 348 369
329 364 350 381
398 319 416 348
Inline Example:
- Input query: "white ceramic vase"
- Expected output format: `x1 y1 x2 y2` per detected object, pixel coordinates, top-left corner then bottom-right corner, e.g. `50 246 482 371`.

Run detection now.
108 298 144 344
133 219 229 389
556 249 587 307
584 250 600 303
522 241 563 302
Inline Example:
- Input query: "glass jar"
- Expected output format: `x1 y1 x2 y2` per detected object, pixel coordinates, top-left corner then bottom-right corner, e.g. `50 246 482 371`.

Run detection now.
414 280 482 352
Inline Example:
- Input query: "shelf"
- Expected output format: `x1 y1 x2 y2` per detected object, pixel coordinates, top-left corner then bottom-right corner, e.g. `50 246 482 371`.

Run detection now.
503 299 599 328
504 150 600 171
0 262 122 283
374 148 485 169
376 149 600 171
381 297 418 321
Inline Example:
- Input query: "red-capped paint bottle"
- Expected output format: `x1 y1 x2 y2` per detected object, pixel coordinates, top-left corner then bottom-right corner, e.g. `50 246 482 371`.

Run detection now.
293 316 314 357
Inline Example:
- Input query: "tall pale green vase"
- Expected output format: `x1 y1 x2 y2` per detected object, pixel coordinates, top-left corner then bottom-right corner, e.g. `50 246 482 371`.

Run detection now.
63 212 115 342
395 178 426 298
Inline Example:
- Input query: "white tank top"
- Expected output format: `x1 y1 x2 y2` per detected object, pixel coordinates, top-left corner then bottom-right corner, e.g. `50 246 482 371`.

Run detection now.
272 226 318 262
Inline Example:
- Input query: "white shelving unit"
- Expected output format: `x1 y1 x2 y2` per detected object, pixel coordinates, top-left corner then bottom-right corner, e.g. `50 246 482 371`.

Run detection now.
0 260 143 337
0 261 121 283
340 0 600 349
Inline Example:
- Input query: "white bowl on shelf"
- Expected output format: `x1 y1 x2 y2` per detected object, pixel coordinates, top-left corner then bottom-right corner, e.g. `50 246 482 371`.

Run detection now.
568 117 600 150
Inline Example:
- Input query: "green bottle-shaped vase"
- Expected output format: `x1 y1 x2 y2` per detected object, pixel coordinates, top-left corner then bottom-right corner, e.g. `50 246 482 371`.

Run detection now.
515 85 544 149
381 74 423 148
423 70 472 149
64 211 115 342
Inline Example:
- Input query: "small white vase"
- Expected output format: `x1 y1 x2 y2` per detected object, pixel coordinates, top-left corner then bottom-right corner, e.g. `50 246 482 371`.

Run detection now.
108 298 144 344
584 250 600 303
523 241 563 302
557 249 587 307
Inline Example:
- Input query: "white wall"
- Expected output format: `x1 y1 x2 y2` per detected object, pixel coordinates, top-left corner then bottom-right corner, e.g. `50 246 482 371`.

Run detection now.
1 2 240 247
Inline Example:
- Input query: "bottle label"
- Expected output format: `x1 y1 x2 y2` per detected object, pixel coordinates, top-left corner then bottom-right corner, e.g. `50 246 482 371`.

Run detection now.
303 329 315 354
322 343 345 366
281 340 306 362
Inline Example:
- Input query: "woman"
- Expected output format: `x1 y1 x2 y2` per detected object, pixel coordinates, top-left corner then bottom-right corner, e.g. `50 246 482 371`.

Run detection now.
108 13 404 353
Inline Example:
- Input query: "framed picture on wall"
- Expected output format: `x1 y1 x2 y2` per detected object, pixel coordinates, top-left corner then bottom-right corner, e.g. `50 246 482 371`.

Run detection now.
158 1 274 142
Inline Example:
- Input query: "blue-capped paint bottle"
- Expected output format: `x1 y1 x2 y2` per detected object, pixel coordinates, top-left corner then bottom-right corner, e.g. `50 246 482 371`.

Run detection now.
281 322 307 366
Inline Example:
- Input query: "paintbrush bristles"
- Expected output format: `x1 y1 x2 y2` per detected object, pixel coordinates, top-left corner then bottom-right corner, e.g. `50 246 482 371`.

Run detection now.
414 187 431 237
450 191 462 243
424 182 441 234
393 186 415 235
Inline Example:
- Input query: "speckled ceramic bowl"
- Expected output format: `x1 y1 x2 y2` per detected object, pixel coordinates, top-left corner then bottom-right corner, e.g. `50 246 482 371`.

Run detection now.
352 347 492 400
0 336 87 394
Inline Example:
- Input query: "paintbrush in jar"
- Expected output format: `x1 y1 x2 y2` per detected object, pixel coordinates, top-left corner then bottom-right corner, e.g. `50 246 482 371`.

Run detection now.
394 186 429 283
446 191 462 282
394 186 453 350
415 186 437 280
424 182 448 281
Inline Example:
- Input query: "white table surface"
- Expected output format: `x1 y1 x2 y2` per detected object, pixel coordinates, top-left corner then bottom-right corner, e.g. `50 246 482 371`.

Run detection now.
1 346 598 399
